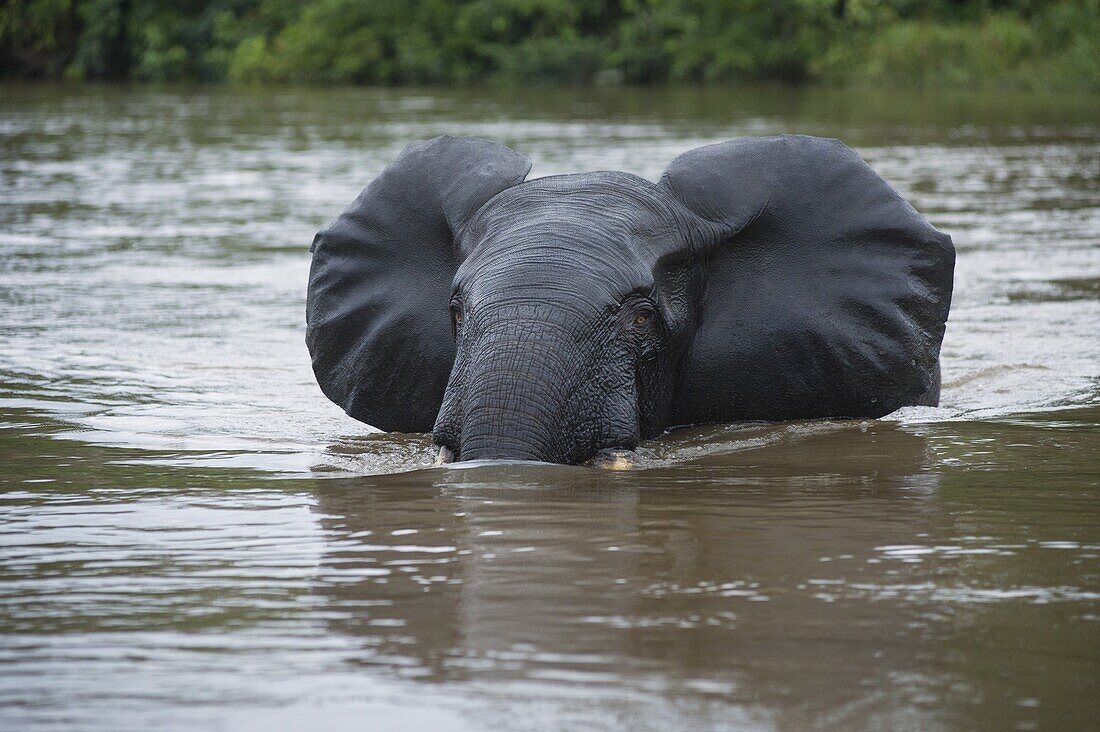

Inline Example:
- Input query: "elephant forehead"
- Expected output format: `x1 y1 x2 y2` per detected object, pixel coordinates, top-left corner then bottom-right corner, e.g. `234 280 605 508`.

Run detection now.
455 235 652 305
461 172 693 251
454 172 696 295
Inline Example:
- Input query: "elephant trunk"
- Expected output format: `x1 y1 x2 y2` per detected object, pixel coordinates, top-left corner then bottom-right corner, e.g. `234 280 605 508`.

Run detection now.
457 337 585 463
435 314 636 464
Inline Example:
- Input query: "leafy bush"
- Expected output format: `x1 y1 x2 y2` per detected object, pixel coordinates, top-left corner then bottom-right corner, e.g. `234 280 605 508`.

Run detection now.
2 0 1098 90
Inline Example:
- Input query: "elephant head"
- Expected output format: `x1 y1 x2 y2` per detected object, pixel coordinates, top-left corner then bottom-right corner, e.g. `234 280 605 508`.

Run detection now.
306 135 953 464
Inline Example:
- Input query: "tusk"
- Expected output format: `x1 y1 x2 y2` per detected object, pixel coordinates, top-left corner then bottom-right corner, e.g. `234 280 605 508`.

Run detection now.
590 449 635 471
435 445 455 465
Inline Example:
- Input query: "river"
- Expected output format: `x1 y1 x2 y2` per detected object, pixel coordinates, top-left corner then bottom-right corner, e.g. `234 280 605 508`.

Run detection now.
1 83 1098 729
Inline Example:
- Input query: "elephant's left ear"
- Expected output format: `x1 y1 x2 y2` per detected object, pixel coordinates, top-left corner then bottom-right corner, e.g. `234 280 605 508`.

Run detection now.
659 135 955 422
306 136 531 432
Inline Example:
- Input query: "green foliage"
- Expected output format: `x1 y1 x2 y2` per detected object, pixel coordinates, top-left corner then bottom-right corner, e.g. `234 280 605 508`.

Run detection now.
2 0 1098 90
0 0 79 77
821 0 1100 90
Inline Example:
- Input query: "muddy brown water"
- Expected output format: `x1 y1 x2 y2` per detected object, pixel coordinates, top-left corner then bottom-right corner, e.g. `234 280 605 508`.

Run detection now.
1 84 1098 730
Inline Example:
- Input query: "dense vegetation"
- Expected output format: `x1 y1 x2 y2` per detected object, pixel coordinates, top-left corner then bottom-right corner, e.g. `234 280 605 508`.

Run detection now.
2 0 1098 90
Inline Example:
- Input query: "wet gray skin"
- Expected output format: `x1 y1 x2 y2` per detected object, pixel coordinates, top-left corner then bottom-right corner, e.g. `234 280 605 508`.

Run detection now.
305 135 952 465
435 173 705 464
1 84 1099 730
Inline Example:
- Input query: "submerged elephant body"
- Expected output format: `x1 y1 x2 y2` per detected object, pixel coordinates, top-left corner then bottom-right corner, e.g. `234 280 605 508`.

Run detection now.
306 135 954 464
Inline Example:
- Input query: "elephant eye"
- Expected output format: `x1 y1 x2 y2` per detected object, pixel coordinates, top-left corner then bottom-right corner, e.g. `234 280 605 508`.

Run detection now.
631 304 655 328
449 298 464 338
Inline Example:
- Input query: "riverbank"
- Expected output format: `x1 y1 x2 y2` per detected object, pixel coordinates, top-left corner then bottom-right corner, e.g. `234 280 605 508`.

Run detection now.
3 1 1099 92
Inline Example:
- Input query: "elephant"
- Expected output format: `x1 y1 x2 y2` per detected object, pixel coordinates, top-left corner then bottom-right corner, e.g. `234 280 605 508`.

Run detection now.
306 135 954 465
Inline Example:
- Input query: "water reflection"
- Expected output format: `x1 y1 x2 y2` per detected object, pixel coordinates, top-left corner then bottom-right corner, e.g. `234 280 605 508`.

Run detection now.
309 425 956 726
1 403 1097 729
302 414 1100 728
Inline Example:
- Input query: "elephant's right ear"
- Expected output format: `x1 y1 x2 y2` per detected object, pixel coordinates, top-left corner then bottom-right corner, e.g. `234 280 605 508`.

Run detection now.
306 135 531 431
660 135 954 422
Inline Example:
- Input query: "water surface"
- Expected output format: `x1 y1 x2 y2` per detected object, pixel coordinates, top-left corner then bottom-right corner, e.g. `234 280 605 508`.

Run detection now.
1 84 1098 730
